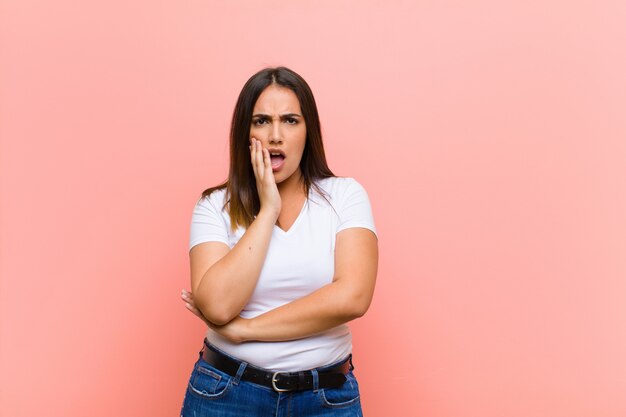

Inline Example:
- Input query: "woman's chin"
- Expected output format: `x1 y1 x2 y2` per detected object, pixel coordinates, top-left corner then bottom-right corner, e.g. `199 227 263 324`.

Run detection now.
272 171 287 184
273 167 301 186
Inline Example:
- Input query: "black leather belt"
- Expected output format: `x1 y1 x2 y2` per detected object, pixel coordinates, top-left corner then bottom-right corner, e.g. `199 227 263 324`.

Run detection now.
200 339 352 392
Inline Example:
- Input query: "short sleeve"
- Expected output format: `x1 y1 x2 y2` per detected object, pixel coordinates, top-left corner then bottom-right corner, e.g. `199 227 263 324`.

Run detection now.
189 196 230 251
336 178 378 238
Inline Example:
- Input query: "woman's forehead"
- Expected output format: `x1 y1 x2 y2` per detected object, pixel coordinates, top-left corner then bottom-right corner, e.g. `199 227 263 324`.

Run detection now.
253 85 301 113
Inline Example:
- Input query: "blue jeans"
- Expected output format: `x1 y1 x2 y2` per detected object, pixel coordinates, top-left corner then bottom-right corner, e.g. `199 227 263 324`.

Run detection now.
180 342 363 417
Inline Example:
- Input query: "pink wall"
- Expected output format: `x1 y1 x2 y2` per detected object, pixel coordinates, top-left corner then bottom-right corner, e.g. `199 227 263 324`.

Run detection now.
1 1 625 416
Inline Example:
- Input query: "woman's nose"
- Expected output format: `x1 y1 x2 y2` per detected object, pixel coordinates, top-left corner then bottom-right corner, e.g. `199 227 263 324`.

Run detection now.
269 124 283 144
269 137 282 145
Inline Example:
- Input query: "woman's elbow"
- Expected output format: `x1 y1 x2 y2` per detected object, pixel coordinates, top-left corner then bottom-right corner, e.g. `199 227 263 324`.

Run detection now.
344 293 372 319
196 298 237 326
334 280 374 319
350 301 370 318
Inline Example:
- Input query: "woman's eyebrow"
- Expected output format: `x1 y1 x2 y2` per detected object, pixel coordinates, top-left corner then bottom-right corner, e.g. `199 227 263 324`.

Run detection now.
252 113 302 118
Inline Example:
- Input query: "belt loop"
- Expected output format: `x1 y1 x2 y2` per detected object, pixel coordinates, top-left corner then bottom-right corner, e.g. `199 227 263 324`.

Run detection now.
311 369 320 392
233 361 248 386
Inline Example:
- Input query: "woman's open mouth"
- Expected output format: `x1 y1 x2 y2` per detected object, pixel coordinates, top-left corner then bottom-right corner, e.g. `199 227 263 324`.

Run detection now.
269 149 286 172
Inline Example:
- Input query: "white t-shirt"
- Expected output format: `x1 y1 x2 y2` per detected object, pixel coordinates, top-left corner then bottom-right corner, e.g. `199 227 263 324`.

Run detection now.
188 176 377 371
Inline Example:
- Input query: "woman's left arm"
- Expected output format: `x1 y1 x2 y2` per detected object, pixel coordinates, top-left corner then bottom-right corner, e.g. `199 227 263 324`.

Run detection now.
204 227 378 343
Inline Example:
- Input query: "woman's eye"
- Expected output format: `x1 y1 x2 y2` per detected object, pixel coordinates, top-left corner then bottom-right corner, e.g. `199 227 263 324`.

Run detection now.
253 118 267 126
286 118 297 124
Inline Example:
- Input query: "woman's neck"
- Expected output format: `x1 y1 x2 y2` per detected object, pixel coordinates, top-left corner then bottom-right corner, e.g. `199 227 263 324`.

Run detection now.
276 170 306 200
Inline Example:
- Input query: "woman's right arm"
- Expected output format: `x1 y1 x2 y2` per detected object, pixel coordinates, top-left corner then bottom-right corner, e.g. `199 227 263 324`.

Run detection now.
190 138 280 325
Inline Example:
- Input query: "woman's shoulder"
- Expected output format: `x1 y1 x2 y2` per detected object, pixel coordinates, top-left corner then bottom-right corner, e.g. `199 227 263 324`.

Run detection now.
310 176 370 209
313 176 366 197
195 186 228 212
314 175 359 191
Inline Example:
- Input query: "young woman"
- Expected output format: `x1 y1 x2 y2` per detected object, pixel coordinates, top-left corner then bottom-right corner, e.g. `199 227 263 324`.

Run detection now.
179 66 378 416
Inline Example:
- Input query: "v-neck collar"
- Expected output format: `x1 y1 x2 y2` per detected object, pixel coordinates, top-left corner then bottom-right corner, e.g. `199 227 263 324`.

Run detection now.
274 189 310 235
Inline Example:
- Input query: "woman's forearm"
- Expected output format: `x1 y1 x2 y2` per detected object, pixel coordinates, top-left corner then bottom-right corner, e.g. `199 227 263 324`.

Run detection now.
241 279 373 342
195 209 276 325
237 228 378 342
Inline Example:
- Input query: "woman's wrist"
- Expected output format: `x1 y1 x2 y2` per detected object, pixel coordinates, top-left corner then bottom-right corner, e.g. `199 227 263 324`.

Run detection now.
256 208 279 224
239 317 254 342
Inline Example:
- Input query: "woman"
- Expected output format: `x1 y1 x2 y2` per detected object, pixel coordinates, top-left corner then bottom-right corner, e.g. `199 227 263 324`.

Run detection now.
179 66 378 416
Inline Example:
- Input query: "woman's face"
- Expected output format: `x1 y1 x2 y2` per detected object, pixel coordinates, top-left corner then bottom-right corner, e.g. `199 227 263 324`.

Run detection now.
250 84 307 186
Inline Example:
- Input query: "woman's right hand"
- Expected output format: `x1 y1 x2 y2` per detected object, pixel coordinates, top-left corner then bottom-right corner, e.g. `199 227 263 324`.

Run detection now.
250 137 281 220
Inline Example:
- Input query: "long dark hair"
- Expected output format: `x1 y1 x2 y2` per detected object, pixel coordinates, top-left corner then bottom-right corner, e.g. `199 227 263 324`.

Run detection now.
201 66 335 231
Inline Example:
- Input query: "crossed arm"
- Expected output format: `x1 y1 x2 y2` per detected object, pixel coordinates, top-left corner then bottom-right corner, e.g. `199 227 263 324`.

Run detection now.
183 224 378 343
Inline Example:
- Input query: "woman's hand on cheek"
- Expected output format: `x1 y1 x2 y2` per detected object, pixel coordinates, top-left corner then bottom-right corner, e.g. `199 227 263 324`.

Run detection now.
250 137 281 219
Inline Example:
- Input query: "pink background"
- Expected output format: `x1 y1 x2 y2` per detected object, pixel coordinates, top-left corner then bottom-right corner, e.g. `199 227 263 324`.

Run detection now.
1 1 625 416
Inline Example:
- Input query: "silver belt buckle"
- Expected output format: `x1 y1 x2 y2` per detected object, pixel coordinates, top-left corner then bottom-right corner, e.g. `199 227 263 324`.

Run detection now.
271 371 291 392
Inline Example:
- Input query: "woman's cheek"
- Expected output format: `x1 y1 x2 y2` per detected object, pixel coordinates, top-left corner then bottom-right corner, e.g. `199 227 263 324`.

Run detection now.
250 126 267 139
